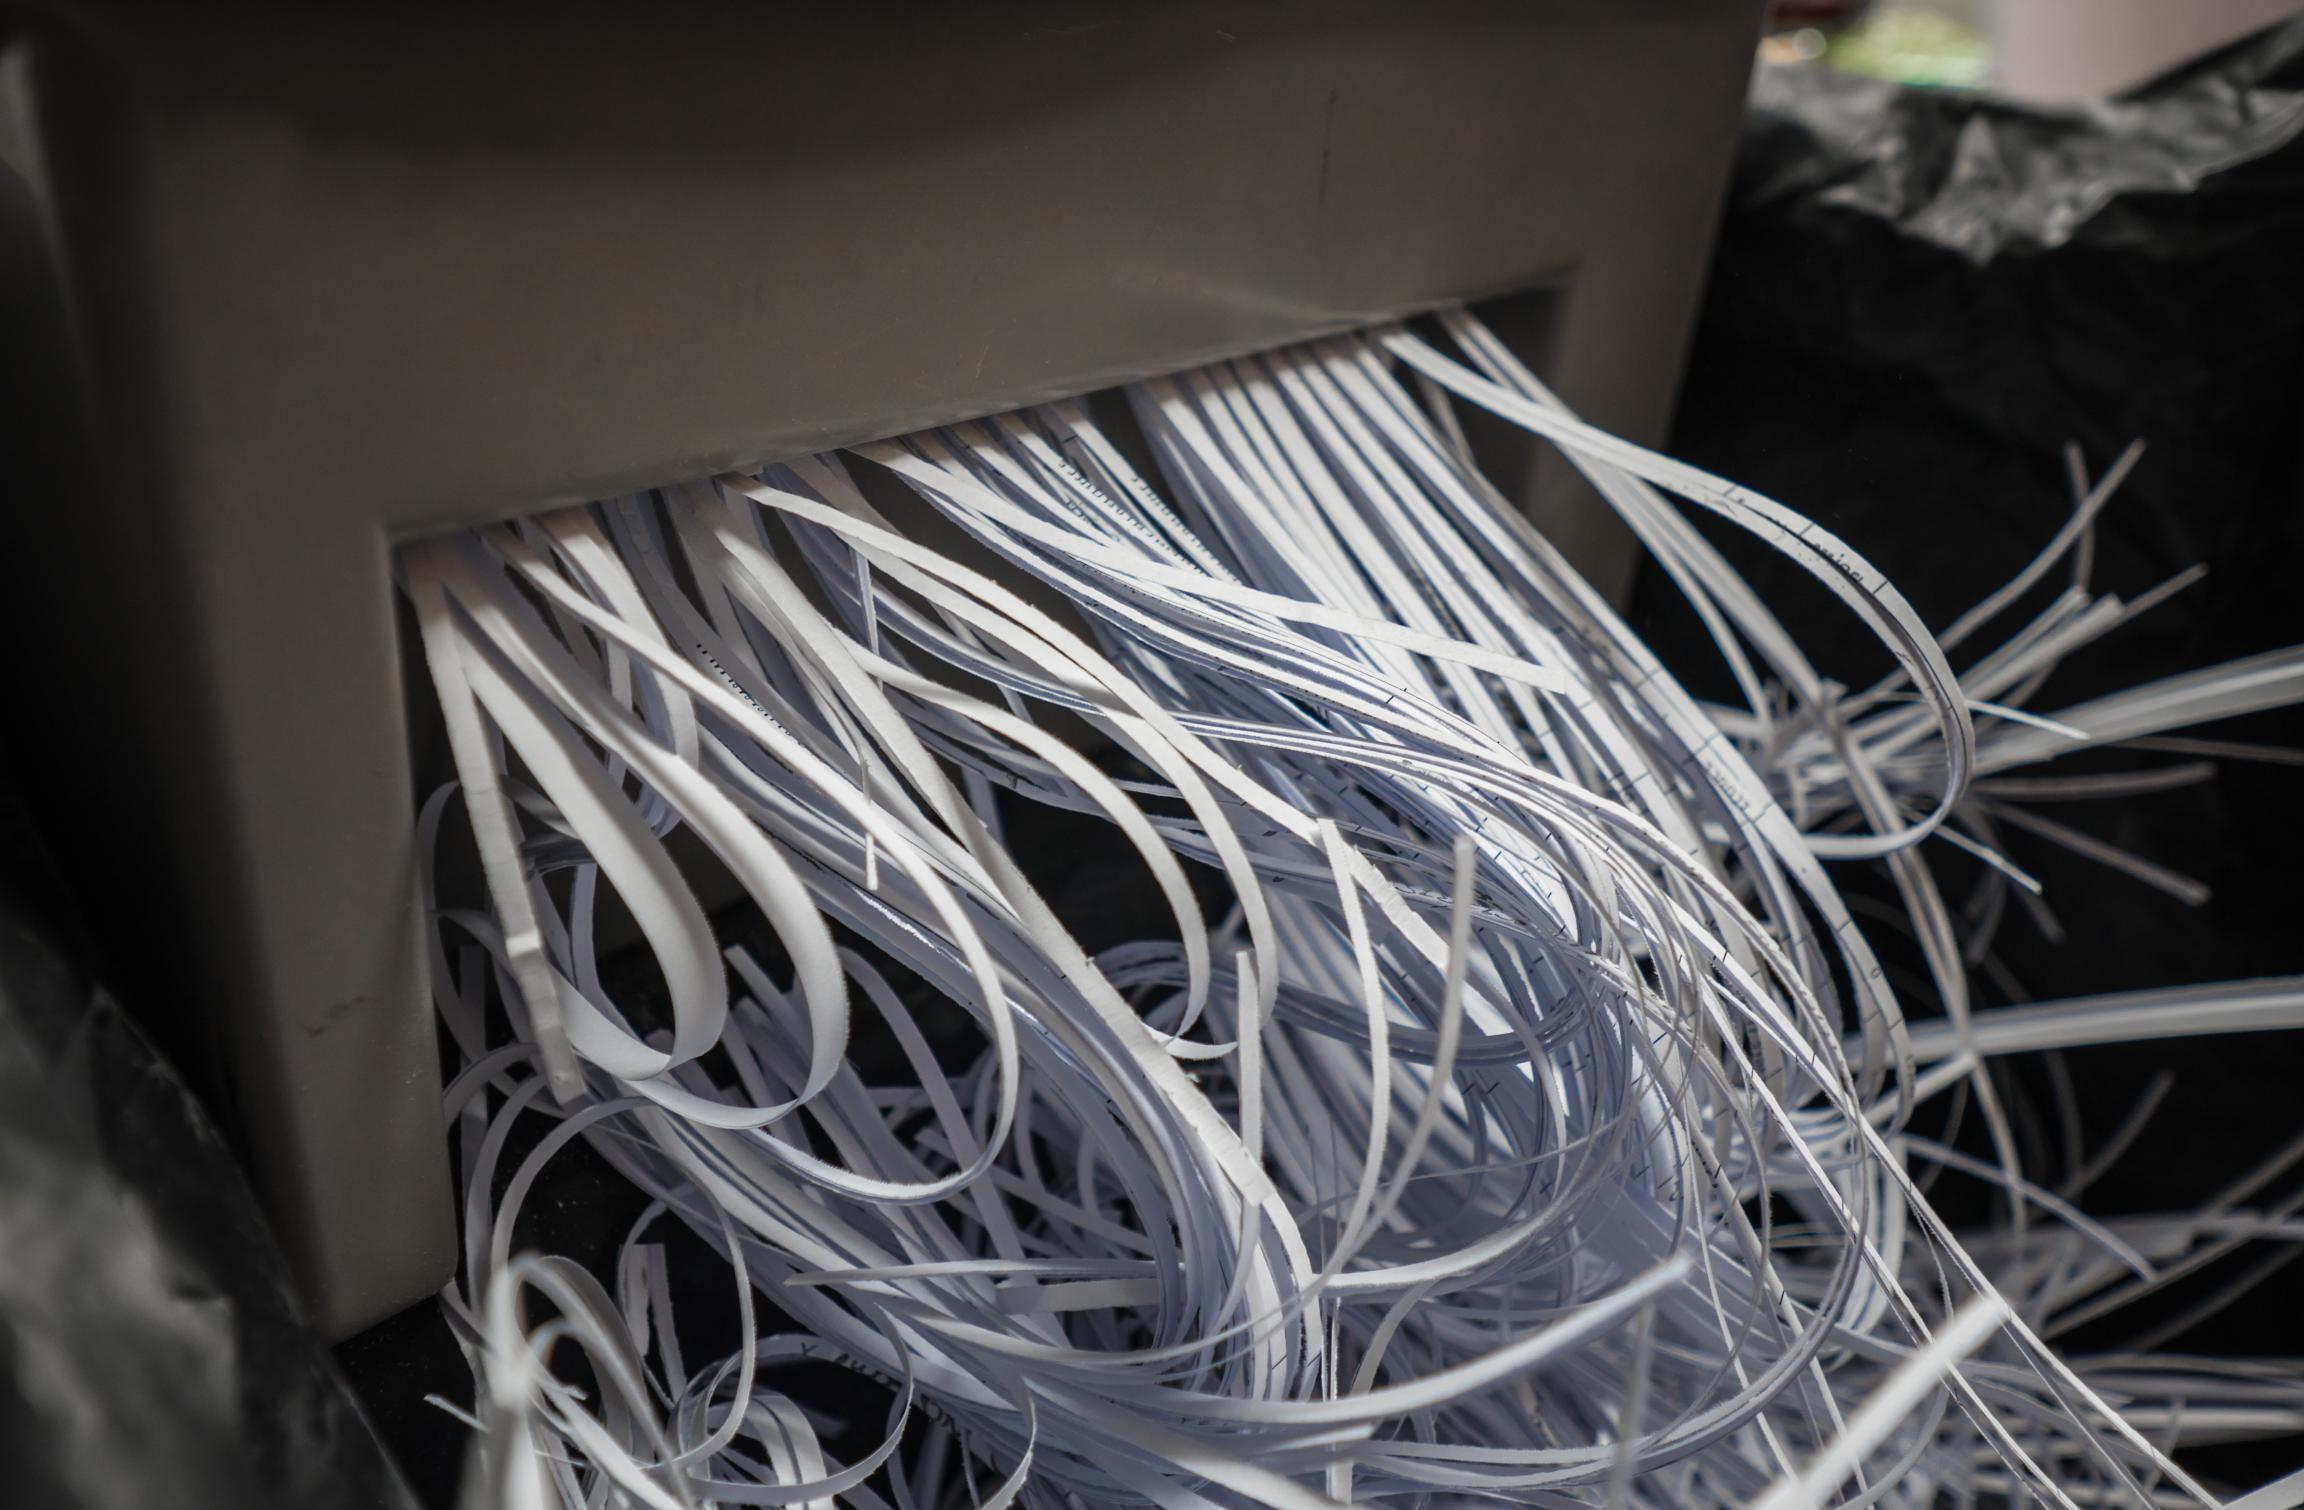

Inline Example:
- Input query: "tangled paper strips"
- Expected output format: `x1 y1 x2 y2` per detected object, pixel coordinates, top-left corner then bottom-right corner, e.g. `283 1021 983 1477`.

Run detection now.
407 312 2304 1509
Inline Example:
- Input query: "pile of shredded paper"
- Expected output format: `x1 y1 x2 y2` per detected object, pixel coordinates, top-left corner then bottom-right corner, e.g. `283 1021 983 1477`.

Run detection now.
407 311 2304 1509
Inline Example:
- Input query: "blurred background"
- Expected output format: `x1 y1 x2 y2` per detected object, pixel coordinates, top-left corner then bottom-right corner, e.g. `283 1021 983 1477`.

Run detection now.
1767 0 2304 99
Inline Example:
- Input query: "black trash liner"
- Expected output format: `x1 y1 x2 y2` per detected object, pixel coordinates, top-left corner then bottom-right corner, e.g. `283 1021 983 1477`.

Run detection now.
0 772 419 1510
1676 18 2304 632
1654 22 2304 1488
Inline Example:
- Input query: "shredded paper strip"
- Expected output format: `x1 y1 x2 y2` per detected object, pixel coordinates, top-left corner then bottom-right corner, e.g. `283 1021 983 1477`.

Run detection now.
405 313 2304 1509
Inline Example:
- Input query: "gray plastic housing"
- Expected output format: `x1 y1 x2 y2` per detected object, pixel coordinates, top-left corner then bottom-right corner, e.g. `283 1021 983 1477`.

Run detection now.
0 1 1759 1336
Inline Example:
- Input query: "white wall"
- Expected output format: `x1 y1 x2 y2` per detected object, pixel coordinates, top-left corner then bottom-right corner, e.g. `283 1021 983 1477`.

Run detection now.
1990 0 2304 103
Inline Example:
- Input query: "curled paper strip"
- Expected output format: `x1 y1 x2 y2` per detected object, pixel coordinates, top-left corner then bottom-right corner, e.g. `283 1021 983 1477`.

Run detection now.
408 314 2304 1509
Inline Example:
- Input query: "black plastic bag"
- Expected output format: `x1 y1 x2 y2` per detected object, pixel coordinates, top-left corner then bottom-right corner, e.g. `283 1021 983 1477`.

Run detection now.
1654 29 2304 1486
0 774 418 1510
